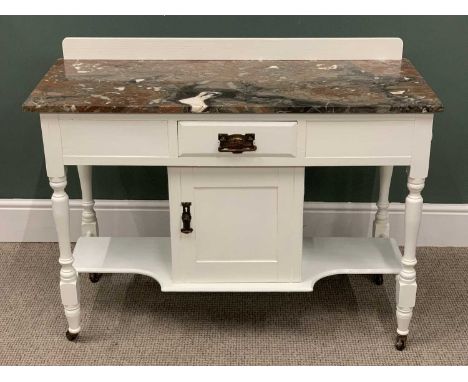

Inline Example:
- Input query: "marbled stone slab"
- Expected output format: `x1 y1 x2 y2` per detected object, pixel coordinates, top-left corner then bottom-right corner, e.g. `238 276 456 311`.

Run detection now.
23 59 443 114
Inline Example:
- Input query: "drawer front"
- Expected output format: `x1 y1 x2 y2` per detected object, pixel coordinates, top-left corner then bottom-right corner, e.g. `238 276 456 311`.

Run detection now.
60 119 170 158
177 121 298 157
306 120 413 159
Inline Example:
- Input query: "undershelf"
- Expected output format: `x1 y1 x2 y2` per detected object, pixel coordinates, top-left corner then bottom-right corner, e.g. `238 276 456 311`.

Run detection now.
73 236 402 292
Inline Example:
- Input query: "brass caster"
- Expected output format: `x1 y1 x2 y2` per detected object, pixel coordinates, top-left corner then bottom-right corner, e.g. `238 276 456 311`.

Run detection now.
395 334 407 351
372 274 384 285
89 273 103 283
66 330 79 341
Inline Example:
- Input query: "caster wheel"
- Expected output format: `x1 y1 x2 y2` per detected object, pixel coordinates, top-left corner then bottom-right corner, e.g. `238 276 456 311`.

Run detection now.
66 330 79 341
395 335 407 351
372 274 384 285
89 273 103 283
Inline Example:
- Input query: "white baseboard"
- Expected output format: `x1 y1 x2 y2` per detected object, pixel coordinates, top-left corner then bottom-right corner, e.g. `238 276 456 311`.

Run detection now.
0 199 467 246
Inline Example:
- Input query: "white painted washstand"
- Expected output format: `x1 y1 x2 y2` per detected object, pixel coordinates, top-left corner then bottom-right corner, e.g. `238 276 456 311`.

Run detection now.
26 38 443 351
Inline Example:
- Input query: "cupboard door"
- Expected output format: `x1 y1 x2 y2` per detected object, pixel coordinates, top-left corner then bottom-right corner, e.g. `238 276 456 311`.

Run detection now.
169 167 304 283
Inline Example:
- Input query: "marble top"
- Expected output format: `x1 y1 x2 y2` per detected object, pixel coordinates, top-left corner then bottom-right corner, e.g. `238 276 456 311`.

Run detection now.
23 58 443 114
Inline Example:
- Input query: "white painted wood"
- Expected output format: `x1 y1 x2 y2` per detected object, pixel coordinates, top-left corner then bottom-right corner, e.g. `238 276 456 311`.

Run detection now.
306 119 413 161
2 200 467 246
40 114 64 178
51 113 433 169
177 121 298 157
77 166 98 237
167 165 183 286
63 153 412 167
373 166 394 238
62 38 403 61
396 177 424 337
167 119 179 158
169 167 304 283
72 236 402 292
49 176 80 335
73 237 172 285
59 118 170 159
410 114 434 178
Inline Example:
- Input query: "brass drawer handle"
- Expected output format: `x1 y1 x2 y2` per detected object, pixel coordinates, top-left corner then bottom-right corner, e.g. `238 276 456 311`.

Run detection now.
181 202 193 234
218 133 257 154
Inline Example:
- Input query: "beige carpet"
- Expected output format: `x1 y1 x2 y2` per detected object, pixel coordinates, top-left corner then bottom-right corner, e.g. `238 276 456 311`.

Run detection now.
0 243 467 366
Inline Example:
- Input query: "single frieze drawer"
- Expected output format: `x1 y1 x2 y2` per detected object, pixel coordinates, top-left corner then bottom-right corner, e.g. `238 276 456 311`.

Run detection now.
177 121 298 157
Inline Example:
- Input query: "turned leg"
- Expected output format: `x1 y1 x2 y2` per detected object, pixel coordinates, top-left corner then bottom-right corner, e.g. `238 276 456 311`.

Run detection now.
373 166 393 238
395 177 424 350
372 166 393 285
77 165 102 283
50 176 81 341
77 165 99 237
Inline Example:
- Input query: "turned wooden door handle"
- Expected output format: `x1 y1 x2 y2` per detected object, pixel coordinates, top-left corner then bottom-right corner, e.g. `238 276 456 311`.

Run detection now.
218 133 257 154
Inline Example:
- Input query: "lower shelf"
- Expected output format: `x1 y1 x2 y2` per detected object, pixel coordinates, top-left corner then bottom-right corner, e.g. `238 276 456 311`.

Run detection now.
73 236 402 292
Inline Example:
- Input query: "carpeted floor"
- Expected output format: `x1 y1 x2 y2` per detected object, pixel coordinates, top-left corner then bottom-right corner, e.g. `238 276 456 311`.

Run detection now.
0 242 467 366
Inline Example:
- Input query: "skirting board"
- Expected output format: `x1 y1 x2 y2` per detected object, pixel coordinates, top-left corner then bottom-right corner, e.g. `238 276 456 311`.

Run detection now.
0 199 467 246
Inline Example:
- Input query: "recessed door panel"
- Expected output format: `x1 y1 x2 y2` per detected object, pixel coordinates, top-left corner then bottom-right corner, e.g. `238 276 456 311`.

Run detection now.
194 187 278 263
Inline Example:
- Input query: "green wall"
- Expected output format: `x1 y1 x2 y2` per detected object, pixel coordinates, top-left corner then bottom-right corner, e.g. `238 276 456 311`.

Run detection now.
1 16 466 203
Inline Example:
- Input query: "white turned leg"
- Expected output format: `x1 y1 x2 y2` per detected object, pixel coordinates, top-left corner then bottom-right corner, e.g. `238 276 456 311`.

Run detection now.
77 165 99 237
77 165 102 283
373 166 393 238
371 166 393 286
395 177 425 350
50 176 81 339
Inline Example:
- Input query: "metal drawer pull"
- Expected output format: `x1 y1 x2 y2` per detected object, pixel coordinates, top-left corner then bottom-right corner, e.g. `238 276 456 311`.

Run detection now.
181 202 193 234
218 133 257 154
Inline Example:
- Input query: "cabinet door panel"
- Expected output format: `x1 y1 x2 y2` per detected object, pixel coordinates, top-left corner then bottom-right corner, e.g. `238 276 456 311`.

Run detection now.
169 167 304 283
